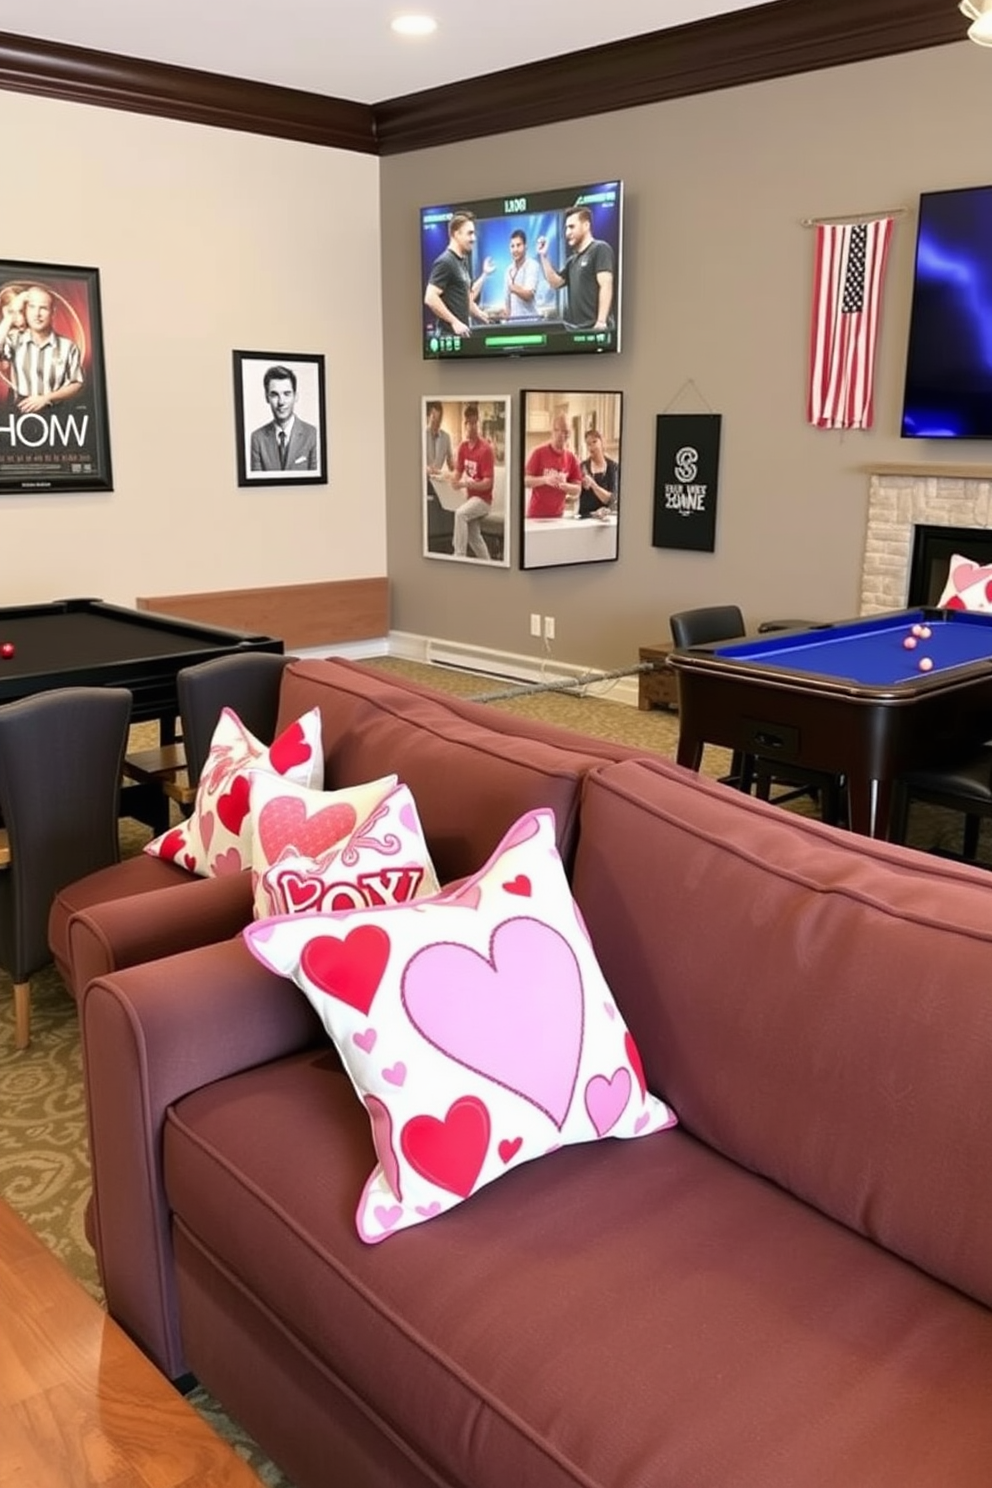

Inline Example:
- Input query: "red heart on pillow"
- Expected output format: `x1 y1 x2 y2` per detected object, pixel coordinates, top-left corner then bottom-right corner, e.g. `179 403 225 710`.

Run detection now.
502 875 531 897
278 870 326 914
401 1096 491 1197
625 1031 647 1099
300 924 390 1014
268 720 313 776
217 773 252 835
155 827 186 862
258 797 357 862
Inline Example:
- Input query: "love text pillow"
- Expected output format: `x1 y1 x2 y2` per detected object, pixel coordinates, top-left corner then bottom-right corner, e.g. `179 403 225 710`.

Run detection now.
250 776 438 919
938 554 992 613
146 705 323 877
244 807 676 1243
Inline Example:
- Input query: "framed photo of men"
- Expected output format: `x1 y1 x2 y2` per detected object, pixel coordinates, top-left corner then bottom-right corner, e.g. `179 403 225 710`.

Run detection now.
233 350 327 487
520 389 622 570
422 393 511 566
0 260 113 494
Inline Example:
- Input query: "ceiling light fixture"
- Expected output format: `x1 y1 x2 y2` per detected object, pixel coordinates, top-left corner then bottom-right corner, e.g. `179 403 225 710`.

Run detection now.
391 14 438 38
960 0 992 46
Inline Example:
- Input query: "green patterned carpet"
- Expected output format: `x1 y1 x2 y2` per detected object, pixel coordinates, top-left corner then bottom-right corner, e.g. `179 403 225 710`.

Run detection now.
1 656 987 1486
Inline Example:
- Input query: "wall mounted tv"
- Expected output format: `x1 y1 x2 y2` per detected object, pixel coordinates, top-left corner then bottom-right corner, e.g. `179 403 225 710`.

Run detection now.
901 184 992 439
420 181 623 361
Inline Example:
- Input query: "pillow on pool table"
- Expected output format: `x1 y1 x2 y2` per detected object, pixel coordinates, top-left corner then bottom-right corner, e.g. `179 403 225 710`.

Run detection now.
937 554 992 613
145 705 323 878
243 806 677 1244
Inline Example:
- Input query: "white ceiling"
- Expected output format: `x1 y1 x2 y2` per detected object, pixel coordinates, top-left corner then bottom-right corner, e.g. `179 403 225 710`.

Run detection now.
5 0 775 105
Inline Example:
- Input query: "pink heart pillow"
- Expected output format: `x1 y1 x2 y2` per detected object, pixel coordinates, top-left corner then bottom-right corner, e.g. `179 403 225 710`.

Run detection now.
937 553 992 613
244 808 676 1243
145 706 323 878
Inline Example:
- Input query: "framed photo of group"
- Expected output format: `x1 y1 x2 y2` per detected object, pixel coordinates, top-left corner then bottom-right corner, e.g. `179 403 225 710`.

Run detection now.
422 394 511 566
233 350 327 487
520 389 622 570
0 259 113 494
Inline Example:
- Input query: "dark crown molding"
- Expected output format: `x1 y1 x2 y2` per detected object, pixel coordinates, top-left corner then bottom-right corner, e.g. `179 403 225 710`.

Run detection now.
0 29 375 152
0 0 968 158
374 0 965 154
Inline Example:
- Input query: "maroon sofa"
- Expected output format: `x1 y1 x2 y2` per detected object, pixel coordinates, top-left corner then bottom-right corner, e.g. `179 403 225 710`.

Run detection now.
77 660 992 1488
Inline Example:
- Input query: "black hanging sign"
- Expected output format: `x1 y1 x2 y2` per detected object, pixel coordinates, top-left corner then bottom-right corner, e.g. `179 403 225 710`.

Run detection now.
652 413 721 552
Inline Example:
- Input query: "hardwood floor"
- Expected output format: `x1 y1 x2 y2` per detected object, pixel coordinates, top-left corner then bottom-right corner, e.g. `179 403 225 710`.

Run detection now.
0 1199 262 1486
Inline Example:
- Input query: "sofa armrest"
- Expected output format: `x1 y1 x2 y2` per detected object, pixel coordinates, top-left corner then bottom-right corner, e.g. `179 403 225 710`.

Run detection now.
65 869 255 992
80 935 322 1380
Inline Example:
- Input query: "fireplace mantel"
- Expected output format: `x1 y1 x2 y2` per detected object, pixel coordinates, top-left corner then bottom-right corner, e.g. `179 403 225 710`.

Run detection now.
860 462 992 478
861 470 992 614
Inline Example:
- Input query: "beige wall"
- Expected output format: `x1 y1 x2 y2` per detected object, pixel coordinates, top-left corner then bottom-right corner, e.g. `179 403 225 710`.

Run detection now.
381 40 992 669
0 90 385 609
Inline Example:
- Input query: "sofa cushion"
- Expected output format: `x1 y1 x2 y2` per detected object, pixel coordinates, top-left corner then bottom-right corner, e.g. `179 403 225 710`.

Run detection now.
166 1048 992 1488
276 659 623 882
572 754 992 1309
247 770 398 918
145 705 324 878
244 807 674 1242
255 781 440 919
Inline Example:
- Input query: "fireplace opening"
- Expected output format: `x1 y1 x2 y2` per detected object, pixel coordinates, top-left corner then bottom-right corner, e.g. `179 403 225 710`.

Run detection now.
907 524 992 607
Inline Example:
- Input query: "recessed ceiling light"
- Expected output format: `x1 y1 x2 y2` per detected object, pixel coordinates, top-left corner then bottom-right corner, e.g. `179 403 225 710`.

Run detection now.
391 14 438 38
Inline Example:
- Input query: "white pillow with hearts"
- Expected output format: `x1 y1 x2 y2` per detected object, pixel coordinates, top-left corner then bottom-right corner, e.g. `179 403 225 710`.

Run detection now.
938 553 992 613
145 705 324 878
243 807 676 1243
253 779 439 919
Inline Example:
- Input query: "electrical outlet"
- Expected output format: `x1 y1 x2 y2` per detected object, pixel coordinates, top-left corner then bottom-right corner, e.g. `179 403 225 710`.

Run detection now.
530 613 542 638
544 615 556 641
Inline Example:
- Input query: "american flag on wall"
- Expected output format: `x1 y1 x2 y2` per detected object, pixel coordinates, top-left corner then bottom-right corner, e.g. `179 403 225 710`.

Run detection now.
807 216 894 430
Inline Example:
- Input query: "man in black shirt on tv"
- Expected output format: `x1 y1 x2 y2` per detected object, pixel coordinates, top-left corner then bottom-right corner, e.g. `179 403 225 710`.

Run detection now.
536 207 614 330
424 213 494 338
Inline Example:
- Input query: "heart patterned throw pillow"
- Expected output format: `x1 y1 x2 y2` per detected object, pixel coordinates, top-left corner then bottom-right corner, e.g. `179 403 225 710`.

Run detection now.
145 705 323 878
249 774 437 919
244 807 676 1243
938 554 992 613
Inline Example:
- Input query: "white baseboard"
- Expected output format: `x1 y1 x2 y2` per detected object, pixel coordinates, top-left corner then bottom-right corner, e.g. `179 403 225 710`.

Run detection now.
385 631 642 708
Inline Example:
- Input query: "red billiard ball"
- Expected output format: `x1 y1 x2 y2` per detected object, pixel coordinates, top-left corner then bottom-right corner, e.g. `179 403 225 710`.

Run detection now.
0 642 14 660
918 656 934 672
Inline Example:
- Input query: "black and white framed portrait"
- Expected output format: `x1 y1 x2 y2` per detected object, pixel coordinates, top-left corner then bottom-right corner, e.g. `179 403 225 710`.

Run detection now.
520 389 622 570
234 351 327 487
422 393 511 566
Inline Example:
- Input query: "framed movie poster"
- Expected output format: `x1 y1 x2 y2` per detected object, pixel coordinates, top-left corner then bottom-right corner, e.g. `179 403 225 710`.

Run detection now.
520 389 622 570
0 261 112 493
422 393 511 566
233 351 327 487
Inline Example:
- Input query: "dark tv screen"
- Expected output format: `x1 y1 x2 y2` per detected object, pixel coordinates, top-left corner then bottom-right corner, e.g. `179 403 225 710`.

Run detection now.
902 184 992 439
420 180 623 361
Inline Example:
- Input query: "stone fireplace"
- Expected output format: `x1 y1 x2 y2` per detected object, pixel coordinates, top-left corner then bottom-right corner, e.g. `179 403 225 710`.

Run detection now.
860 466 992 613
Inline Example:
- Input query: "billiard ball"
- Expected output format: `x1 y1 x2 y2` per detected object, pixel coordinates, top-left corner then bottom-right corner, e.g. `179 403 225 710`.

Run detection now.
911 624 924 637
0 642 14 660
919 625 932 639
903 635 917 649
918 656 934 672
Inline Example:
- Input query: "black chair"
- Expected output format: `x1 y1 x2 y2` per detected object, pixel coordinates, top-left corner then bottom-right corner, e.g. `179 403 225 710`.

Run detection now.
889 746 992 862
0 687 132 1049
122 651 292 826
669 606 753 791
668 605 845 825
178 650 291 786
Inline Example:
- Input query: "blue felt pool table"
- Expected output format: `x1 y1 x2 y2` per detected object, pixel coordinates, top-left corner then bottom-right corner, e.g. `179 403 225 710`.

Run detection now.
667 607 992 838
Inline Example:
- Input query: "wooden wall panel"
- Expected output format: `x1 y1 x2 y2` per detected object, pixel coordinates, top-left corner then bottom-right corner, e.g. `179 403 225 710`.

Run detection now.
136 578 389 649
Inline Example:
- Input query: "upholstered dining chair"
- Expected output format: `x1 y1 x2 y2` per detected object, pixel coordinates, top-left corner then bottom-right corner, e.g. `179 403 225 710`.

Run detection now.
669 606 753 791
889 745 992 863
668 606 845 825
0 686 132 1049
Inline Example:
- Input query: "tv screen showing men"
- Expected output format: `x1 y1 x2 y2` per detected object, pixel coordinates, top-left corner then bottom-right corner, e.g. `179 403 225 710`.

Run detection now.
421 181 623 361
